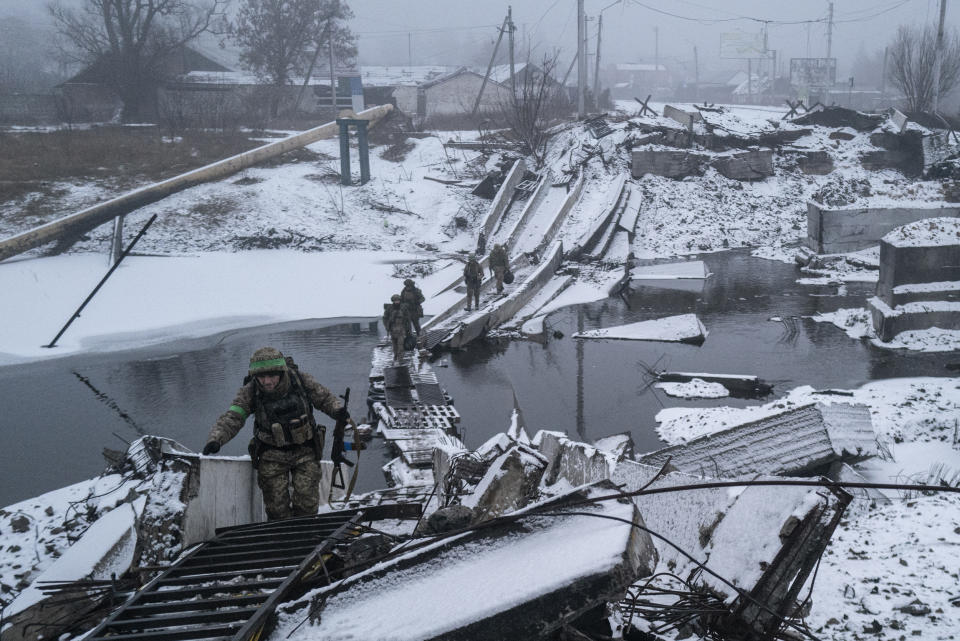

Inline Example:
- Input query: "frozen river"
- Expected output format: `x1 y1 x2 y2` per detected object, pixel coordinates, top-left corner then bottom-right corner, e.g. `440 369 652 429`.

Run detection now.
1 249 954 507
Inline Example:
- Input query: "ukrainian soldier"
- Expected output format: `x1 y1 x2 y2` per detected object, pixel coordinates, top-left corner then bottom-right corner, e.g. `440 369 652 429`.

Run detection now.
202 347 349 521
488 243 509 293
400 278 426 335
463 253 482 311
383 294 412 364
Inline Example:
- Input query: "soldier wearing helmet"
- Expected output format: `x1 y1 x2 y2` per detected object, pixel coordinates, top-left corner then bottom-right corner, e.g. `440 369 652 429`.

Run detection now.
463 253 482 311
383 294 413 364
488 243 509 294
202 347 349 520
399 278 425 335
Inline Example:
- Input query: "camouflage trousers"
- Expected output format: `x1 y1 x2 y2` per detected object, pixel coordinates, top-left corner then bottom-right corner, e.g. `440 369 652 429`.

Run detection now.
256 444 320 520
390 329 406 363
492 266 506 292
465 282 480 310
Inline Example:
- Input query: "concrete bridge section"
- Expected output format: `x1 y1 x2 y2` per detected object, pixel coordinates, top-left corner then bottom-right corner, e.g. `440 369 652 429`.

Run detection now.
805 200 960 254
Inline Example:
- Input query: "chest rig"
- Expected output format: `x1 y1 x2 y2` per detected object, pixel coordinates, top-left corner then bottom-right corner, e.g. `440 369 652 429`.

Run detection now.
252 370 316 448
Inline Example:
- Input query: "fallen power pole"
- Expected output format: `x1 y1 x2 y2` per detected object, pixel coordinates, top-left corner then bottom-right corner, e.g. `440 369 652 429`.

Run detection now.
44 213 157 348
0 104 394 263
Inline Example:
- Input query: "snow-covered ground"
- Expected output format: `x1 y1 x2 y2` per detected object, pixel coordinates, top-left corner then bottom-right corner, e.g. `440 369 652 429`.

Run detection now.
2 101 960 639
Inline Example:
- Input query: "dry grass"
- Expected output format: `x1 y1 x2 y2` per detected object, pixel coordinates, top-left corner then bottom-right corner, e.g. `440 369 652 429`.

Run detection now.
0 126 261 184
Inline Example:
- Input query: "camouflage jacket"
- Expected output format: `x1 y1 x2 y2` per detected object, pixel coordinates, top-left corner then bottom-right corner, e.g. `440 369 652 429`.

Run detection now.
463 259 483 285
488 246 508 269
383 304 412 335
400 285 425 318
207 370 342 448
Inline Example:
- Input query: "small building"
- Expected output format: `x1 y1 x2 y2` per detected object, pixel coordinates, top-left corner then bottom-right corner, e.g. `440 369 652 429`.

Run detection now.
607 62 670 99
415 67 510 124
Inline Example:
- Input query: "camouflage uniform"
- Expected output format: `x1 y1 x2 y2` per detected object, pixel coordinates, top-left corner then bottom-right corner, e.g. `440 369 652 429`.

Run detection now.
463 255 482 311
488 244 509 293
205 347 343 520
383 296 412 363
400 279 426 334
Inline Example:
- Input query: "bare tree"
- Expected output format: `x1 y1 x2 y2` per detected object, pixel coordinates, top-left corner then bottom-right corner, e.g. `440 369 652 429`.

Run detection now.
887 24 960 112
49 0 226 122
498 53 570 168
231 0 356 117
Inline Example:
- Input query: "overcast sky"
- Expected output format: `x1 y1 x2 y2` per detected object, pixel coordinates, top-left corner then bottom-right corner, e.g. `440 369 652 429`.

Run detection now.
4 0 958 79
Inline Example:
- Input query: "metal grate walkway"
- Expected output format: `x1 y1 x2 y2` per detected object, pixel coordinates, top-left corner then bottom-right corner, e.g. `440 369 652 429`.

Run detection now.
81 509 372 641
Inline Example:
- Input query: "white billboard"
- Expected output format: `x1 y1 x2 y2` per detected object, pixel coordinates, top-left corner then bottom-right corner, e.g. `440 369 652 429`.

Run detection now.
789 58 837 88
720 32 766 59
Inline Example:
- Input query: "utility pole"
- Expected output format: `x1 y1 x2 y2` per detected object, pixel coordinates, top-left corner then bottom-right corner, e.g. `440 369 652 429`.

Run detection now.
826 1 834 60
880 45 888 102
593 13 603 105
328 0 339 112
693 45 699 101
473 13 509 116
933 0 948 113
408 33 412 67
577 0 585 117
508 5 516 101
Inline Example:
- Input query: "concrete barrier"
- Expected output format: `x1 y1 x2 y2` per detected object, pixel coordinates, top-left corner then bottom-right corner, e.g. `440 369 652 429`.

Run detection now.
876 238 960 305
632 149 708 179
0 104 394 262
479 157 526 242
805 201 960 254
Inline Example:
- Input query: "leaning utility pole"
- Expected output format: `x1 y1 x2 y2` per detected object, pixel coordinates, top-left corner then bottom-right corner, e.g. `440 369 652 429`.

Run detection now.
508 5 516 100
593 13 603 104
933 0 948 113
473 13 509 116
577 0 586 117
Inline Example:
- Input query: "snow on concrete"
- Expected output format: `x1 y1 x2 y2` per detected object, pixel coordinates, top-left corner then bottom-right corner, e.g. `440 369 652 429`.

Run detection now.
277 499 638 641
573 313 706 343
629 260 710 280
655 378 729 399
812 305 960 351
883 216 960 247
5 498 142 617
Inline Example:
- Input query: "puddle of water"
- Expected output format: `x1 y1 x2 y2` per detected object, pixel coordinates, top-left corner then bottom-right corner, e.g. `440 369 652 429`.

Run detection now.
0 250 954 507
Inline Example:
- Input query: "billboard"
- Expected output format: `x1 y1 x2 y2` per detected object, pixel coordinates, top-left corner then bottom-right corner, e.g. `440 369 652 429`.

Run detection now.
720 32 766 59
790 58 837 88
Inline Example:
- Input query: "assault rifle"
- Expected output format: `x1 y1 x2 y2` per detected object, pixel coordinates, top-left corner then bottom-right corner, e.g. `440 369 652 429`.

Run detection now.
330 387 353 490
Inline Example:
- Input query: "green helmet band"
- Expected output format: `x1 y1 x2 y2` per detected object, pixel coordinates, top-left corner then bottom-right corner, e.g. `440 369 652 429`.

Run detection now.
249 357 286 372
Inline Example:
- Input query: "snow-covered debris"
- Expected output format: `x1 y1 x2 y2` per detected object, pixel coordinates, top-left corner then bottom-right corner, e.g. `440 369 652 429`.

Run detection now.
656 378 729 399
883 215 960 247
629 259 710 280
573 313 707 344
276 484 657 641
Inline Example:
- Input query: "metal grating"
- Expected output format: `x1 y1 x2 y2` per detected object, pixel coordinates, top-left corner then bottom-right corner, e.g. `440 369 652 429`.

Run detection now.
385 387 415 407
384 366 414 389
415 382 447 405
82 511 363 641
421 328 451 350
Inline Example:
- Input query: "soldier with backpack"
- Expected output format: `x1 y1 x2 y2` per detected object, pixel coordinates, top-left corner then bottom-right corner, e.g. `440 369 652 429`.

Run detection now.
383 294 413 364
400 278 426 335
202 347 351 520
463 253 482 311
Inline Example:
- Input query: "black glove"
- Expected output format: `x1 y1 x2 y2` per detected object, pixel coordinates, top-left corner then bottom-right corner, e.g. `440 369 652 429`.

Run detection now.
335 406 350 422
202 441 220 455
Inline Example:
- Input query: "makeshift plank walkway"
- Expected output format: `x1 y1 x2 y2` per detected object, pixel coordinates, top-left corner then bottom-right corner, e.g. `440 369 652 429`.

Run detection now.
80 507 414 641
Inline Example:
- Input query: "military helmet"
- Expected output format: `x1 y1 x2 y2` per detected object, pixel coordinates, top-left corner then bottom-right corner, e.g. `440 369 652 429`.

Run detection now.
404 278 415 286
391 294 402 302
248 346 287 377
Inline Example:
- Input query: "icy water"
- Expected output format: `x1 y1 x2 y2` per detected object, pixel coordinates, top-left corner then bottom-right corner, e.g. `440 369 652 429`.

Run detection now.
1 249 955 507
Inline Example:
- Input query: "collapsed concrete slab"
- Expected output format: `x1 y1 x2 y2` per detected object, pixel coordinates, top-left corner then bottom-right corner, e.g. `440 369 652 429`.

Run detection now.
805 200 960 253
573 313 707 345
281 485 658 641
870 217 960 341
637 402 877 478
632 149 709 179
535 433 851 640
710 148 774 180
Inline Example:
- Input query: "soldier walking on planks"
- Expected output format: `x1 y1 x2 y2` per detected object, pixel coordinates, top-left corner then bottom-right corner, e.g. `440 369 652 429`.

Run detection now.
463 253 482 311
488 243 509 294
400 278 425 335
202 347 351 520
383 294 413 364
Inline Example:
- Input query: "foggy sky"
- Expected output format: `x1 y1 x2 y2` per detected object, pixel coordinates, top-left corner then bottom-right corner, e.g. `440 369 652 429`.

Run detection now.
3 0 958 79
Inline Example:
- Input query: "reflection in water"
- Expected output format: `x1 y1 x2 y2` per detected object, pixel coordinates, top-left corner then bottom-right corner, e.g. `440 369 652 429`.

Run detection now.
1 250 955 507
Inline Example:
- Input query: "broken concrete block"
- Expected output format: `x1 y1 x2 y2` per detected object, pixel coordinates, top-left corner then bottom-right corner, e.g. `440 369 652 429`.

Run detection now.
282 484 658 641
631 149 708 179
573 314 707 345
710 149 774 180
805 200 960 254
664 104 703 128
592 433 635 461
418 504 476 535
463 444 549 521
539 432 618 487
794 150 834 175
637 402 877 478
